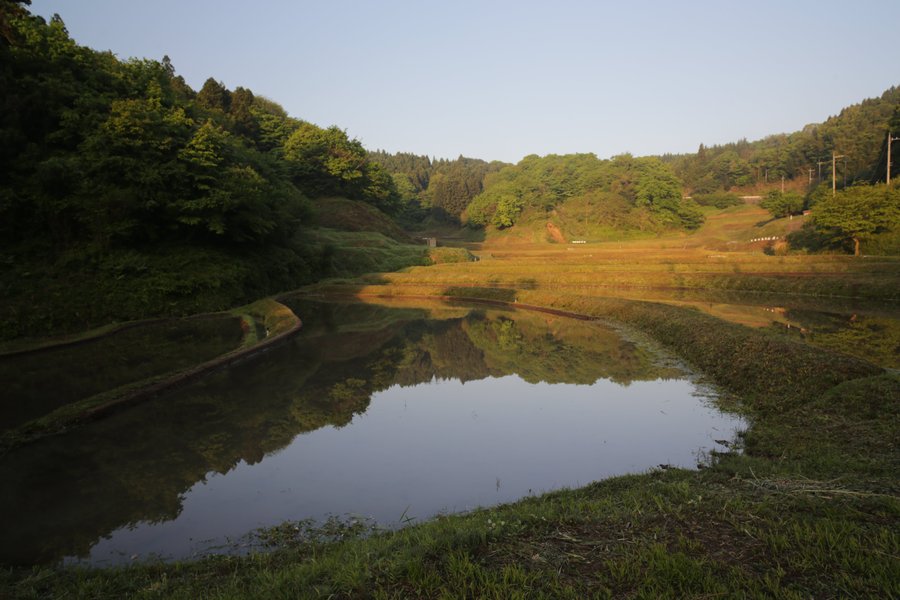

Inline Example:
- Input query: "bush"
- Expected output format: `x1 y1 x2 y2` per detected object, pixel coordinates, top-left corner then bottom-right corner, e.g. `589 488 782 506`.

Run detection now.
691 192 743 208
428 247 476 264
760 191 804 218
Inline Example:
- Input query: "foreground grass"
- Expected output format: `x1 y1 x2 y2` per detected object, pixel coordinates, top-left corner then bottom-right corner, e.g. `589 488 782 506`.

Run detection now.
4 277 898 598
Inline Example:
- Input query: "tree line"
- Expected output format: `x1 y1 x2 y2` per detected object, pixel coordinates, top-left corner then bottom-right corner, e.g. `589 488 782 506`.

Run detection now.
0 10 405 256
663 88 900 193
465 153 705 232
367 151 507 225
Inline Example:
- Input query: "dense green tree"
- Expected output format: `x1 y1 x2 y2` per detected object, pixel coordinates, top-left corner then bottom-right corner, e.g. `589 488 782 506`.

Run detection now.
710 150 753 190
368 151 504 224
251 96 299 152
229 86 258 141
810 184 899 256
0 7 376 339
359 161 402 214
634 158 680 208
77 94 193 247
283 123 365 194
466 154 702 231
281 123 402 212
870 105 900 184
760 190 805 218
635 158 704 230
196 77 231 112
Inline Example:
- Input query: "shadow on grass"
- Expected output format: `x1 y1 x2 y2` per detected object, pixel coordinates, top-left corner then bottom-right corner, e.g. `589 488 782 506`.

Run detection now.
442 286 518 303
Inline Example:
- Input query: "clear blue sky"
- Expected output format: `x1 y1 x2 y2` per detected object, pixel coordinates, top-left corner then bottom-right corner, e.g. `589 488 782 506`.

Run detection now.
28 0 900 164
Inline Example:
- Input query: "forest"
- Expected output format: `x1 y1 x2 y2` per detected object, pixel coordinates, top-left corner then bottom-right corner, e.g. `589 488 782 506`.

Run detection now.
664 87 900 193
0 7 417 338
367 151 506 225
464 153 705 232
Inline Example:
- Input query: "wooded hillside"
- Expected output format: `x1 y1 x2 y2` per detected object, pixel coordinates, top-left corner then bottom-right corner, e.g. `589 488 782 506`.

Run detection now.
0 7 420 338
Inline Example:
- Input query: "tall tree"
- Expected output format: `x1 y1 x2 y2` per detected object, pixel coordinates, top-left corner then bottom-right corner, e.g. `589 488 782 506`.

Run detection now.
196 78 231 112
229 86 258 141
811 184 899 256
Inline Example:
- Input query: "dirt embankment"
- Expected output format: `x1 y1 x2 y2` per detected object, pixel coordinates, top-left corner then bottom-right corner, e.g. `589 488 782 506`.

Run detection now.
546 222 566 243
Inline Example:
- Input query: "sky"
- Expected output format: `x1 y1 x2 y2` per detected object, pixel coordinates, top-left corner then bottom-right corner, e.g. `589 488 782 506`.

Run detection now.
28 0 900 164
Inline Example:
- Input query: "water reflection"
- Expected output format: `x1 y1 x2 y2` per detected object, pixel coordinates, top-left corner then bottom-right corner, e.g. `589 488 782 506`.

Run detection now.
765 310 900 370
0 316 243 430
588 287 899 369
0 300 741 565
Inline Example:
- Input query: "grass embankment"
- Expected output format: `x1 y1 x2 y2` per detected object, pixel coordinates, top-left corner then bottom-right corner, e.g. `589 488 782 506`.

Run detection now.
312 198 417 244
5 280 898 597
0 216 429 341
0 299 301 453
313 229 430 279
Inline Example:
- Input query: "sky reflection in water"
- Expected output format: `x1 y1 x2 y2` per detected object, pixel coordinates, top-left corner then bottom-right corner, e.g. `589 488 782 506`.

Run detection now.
1 300 745 565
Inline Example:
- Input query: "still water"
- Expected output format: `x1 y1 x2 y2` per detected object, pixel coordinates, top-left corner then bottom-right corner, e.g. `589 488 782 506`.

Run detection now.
0 300 745 565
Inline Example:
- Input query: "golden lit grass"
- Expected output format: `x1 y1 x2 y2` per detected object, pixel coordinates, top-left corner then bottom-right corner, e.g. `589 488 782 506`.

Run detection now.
347 247 900 301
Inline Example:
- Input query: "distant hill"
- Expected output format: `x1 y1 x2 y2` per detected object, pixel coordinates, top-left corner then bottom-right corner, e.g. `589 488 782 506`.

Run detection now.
463 153 705 242
662 86 900 193
460 86 900 244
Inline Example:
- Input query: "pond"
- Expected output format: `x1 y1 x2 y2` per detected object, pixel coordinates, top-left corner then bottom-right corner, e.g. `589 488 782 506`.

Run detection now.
0 299 745 566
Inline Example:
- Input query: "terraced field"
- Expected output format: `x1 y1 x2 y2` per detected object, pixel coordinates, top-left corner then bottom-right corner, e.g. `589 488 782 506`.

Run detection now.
4 203 899 599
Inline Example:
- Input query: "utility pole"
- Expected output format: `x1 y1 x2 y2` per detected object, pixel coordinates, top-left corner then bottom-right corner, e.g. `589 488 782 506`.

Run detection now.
781 175 785 193
832 152 845 196
888 131 900 185
817 159 829 182
808 168 814 187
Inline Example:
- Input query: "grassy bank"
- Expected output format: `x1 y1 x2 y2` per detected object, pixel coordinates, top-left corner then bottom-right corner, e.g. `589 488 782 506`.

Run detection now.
4 286 897 598
0 227 430 342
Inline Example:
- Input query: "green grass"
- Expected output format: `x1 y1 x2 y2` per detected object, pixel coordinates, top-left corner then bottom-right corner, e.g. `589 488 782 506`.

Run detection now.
312 197 416 243
312 229 430 279
427 246 476 264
